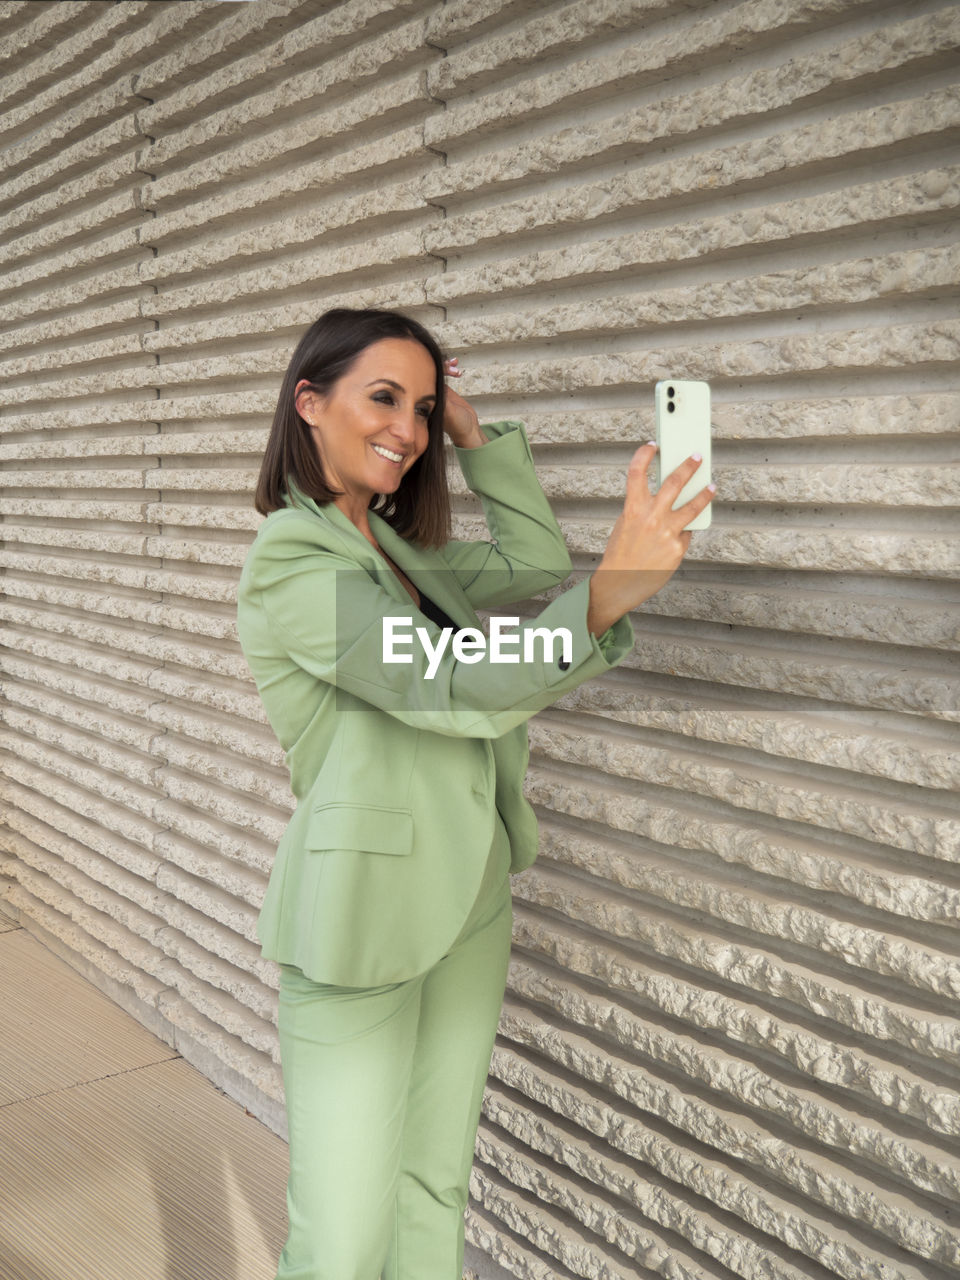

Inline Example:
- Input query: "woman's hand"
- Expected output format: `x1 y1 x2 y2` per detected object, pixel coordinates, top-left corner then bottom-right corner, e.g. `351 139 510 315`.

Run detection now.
587 442 715 636
441 356 488 449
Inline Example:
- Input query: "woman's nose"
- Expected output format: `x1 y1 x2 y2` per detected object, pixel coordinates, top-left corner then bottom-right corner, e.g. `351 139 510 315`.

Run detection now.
388 410 419 445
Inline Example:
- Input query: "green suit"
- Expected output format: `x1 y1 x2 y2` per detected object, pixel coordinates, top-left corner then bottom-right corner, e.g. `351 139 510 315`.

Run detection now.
236 420 634 987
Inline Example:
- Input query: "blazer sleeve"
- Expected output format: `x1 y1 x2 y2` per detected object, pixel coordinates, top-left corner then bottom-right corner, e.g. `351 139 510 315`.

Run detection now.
242 514 634 740
440 420 573 608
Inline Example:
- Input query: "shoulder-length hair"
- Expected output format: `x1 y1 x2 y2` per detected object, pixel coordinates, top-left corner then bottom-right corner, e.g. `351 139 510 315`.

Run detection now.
254 308 450 548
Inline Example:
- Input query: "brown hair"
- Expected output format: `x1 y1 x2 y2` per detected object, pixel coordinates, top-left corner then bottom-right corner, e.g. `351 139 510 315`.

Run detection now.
255 308 450 548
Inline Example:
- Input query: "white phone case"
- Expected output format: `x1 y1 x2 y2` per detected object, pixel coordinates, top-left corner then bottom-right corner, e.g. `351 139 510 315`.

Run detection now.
654 379 712 530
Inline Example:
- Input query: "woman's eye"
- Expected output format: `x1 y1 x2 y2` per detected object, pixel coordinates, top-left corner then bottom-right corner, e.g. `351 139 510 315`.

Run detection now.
372 392 394 406
416 406 431 419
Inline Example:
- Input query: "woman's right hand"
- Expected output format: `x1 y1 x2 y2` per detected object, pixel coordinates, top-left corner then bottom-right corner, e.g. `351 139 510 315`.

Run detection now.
587 442 714 637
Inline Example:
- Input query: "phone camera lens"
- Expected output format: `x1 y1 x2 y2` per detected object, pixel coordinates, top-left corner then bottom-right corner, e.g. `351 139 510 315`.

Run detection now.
667 401 675 413
667 386 675 398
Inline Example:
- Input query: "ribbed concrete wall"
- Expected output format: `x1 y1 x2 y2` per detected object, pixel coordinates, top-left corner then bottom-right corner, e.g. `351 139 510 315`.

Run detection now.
1 2 958 1277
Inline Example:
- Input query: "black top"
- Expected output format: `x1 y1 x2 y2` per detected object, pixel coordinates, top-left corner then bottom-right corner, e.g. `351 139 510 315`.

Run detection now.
416 588 459 632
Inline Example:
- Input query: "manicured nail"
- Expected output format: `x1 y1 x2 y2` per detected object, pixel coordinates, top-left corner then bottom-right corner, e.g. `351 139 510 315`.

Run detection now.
707 483 716 493
646 440 657 448
691 452 702 462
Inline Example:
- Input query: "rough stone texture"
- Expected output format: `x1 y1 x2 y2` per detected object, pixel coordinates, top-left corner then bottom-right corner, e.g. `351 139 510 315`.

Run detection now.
481 1110 818 1280
442 243 960 349
145 122 426 244
2 3 959 1278
140 14 430 171
425 25 960 195
140 71 429 208
428 164 960 300
484 1036 946 1280
511 902 960 1137
549 674 960 785
426 0 883 134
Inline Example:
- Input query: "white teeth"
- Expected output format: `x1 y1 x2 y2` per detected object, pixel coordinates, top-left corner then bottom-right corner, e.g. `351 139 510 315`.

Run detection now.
372 444 404 463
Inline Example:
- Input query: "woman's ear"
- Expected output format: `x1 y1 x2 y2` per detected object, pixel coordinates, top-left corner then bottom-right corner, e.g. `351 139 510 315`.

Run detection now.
294 379 319 425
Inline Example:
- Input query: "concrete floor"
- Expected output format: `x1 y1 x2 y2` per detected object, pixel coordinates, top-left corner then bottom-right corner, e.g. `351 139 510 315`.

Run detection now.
0 915 290 1280
0 915 493 1280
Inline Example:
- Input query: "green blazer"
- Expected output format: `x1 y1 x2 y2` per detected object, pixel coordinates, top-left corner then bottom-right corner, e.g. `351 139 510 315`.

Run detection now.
236 420 634 985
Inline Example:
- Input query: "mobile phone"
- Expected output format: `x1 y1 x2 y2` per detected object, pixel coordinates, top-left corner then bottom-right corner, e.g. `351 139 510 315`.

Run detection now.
654 379 712 530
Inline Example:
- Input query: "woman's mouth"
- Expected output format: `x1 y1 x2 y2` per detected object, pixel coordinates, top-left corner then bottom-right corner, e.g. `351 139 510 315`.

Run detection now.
371 443 405 464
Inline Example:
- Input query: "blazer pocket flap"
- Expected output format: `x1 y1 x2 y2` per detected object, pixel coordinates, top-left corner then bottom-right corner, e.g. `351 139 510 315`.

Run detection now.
306 803 413 855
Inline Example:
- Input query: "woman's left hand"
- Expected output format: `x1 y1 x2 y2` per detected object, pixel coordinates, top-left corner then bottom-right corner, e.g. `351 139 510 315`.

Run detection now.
442 357 488 449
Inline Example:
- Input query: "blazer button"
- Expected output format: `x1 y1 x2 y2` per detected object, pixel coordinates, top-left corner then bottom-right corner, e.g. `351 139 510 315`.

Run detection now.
558 658 571 671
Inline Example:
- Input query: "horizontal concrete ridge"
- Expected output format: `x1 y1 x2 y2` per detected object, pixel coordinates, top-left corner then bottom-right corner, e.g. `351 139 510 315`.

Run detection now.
458 394 960 443
496 987 960 1243
146 123 426 242
510 899 960 1122
427 166 960 300
0 298 144 356
452 457 960 506
0 393 272 433
630 580 958 652
0 189 141 271
486 1034 947 1280
440 243 960 347
0 115 140 210
531 807 960 951
464 1197 581 1280
545 678 960 789
156 990 284 1106
523 760 960 902
0 78 138 183
140 71 430 207
426 0 685 100
514 870 960 1059
139 280 431 347
526 717 958 857
2 790 161 885
432 320 960 387
426 0 556 47
425 12 960 167
0 3 146 117
0 556 243 608
132 0 306 98
425 0 885 137
3 883 170 1010
482 1115 818 1280
139 229 428 317
137 0 427 134
141 179 427 283
473 1139 731 1280
0 0 89 70
0 151 138 238
525 822 960 1004
0 262 143 328
139 16 431 174
0 225 146 296
452 512 960 574
621 630 956 720
0 432 172 460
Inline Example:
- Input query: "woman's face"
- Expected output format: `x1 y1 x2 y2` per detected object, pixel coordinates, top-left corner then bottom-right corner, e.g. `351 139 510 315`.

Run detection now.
297 338 437 519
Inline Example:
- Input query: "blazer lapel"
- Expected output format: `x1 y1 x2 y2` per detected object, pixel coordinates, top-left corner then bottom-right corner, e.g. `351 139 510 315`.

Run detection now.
370 512 479 629
283 481 476 625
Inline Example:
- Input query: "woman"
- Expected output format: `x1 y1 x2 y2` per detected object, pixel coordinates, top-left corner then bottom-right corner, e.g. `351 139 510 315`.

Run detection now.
236 307 714 1280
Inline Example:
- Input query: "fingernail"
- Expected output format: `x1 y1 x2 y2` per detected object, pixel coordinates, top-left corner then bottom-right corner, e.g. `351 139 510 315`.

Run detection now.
691 452 702 462
646 440 657 448
707 483 716 493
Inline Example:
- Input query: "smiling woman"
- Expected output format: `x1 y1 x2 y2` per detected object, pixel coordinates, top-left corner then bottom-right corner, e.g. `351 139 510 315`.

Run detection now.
294 339 436 523
236 306 711 1280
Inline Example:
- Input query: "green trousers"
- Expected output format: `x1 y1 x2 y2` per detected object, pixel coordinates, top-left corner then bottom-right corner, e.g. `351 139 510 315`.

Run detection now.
274 815 514 1280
